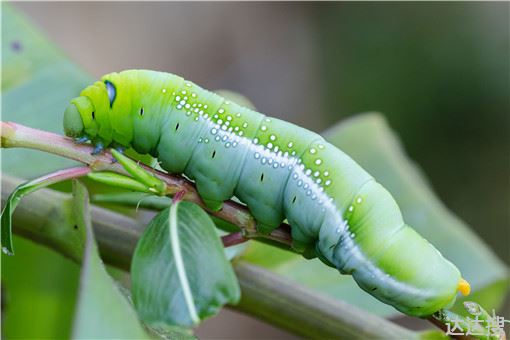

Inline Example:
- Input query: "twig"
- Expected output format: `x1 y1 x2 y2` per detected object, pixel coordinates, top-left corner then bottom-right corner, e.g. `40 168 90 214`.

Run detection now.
221 232 248 247
0 121 292 247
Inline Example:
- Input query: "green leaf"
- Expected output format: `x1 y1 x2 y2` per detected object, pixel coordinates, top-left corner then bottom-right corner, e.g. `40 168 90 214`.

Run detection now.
242 113 509 318
1 167 90 254
71 180 150 339
131 201 241 328
111 149 166 194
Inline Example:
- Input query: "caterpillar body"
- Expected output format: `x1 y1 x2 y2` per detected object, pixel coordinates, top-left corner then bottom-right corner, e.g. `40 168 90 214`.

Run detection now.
63 69 469 317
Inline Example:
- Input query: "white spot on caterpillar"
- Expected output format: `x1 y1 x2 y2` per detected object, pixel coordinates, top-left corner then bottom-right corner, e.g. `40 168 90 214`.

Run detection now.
261 125 267 131
225 101 231 105
238 131 244 136
254 152 261 159
218 119 223 124
218 108 225 114
192 93 197 98
225 142 231 148
236 113 241 117
315 159 322 165
310 148 317 154
272 163 279 169
348 205 354 212
176 96 181 101
306 189 312 196
185 104 190 109
324 171 330 177
185 82 192 87
270 134 276 141
297 180 303 187
253 138 259 144
288 142 294 148
292 173 298 179
303 183 309 190
181 90 187 95
204 138 209 143
316 178 322 184
267 142 273 149
198 137 203 143
203 105 208 109
318 144 325 149
356 197 363 204
225 121 230 126
268 158 273 165
162 88 167 93
335 227 341 233
232 141 238 147
215 136 221 141
211 128 218 135
234 126 240 132
180 100 186 105
313 171 320 177
325 180 332 186
243 122 248 128
305 169 312 176
227 115 232 121
221 125 227 131
222 135 228 142
265 118 271 122
261 157 267 165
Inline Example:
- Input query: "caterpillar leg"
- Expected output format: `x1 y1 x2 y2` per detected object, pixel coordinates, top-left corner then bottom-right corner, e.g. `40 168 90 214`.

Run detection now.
202 198 223 212
91 141 104 155
75 136 90 144
256 222 276 235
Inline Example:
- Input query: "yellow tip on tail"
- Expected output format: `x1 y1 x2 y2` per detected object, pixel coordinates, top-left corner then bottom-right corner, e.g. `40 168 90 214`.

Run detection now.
458 278 471 296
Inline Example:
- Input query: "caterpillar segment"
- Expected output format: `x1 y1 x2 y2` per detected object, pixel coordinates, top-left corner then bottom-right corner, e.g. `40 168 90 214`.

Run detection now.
63 69 470 317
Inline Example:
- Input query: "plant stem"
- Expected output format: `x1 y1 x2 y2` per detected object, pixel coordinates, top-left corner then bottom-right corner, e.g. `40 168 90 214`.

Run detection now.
0 121 292 247
221 232 248 247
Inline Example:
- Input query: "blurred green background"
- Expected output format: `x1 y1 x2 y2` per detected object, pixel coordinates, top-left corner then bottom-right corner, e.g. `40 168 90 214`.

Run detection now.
4 2 509 338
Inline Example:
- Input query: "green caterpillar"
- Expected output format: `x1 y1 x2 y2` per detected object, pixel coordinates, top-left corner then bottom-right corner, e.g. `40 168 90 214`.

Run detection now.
63 69 470 317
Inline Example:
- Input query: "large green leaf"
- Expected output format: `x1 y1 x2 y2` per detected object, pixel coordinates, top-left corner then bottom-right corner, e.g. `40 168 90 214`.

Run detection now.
131 201 241 328
71 180 150 339
242 113 509 317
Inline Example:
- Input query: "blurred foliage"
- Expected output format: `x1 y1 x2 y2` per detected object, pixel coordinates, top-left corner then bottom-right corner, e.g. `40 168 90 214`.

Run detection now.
2 5 88 338
314 3 509 264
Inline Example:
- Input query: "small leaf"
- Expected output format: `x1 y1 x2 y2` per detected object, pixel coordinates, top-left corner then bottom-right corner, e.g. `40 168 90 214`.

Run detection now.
1 167 90 255
87 171 159 194
131 201 241 328
71 180 150 339
111 149 166 194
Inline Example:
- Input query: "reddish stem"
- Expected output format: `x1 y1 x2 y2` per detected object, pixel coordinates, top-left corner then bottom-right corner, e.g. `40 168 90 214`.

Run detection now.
222 232 248 247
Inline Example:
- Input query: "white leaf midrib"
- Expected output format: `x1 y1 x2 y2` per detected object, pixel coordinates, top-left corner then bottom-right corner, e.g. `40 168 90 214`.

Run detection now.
169 203 199 324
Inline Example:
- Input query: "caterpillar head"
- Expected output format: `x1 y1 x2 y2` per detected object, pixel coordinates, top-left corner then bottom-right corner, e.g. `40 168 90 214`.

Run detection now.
64 96 91 137
64 80 114 138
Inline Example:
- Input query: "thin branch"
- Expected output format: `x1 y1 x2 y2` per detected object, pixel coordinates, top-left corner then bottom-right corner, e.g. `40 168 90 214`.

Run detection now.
0 121 292 247
221 232 248 247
